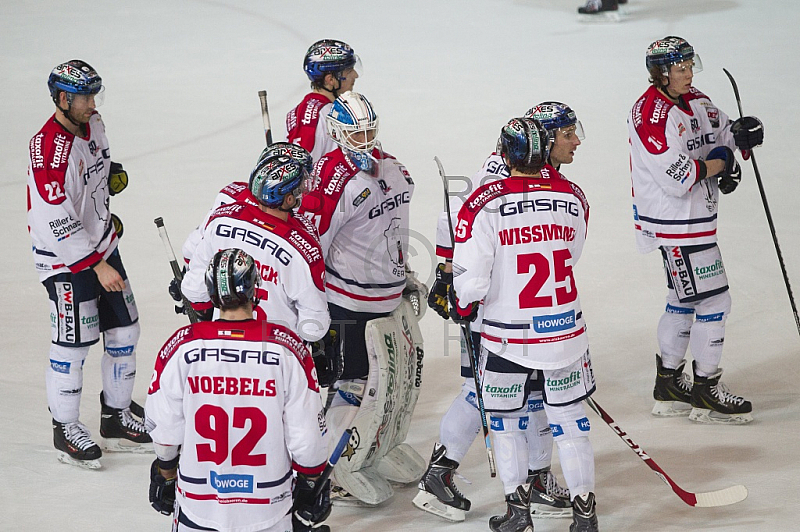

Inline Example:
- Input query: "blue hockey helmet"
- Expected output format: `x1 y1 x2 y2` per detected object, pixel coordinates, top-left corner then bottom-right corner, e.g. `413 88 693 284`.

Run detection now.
646 36 702 74
525 102 585 140
205 248 261 310
248 155 309 208
256 142 314 174
499 117 550 172
326 91 379 153
303 39 360 83
48 60 104 104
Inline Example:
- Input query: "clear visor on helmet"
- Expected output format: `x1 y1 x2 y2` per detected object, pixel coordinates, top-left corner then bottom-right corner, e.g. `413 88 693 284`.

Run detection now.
668 55 702 75
66 86 105 107
290 172 312 202
556 120 585 141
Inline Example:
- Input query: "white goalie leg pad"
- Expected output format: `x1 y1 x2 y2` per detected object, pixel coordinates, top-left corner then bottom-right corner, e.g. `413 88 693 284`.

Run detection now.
526 391 554 472
101 323 140 409
439 378 482 464
657 294 694 370
691 291 731 375
47 344 90 423
489 408 530 495
544 400 595 499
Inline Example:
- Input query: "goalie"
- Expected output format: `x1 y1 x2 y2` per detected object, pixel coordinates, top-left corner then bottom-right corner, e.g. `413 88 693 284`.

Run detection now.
298 90 428 506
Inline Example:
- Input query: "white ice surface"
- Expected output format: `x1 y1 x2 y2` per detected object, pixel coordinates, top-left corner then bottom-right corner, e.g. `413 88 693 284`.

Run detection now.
2 1 799 530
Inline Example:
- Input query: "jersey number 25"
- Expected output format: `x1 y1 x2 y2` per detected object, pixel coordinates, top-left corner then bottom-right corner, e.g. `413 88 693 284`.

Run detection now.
517 249 576 309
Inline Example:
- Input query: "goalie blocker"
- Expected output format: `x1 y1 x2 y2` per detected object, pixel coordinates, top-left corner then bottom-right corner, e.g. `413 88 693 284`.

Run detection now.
327 300 426 505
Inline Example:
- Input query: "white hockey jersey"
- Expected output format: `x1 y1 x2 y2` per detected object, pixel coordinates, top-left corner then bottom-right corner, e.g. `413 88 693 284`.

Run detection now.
452 165 590 369
628 85 739 253
27 113 118 281
146 320 327 532
298 147 414 313
181 202 329 342
286 93 338 163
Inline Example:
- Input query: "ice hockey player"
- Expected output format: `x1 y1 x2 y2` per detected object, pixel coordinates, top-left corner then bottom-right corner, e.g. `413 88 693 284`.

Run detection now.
414 102 584 522
287 39 361 162
629 36 762 424
27 59 150 469
450 118 598 531
180 154 331 348
299 90 427 506
146 248 331 532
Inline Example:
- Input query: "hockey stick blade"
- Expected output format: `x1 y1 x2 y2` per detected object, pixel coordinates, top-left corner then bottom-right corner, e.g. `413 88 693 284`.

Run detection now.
586 397 747 507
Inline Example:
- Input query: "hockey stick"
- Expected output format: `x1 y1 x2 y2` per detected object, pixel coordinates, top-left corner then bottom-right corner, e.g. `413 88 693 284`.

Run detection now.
585 396 747 507
434 156 497 478
258 90 273 146
722 68 800 338
154 217 199 324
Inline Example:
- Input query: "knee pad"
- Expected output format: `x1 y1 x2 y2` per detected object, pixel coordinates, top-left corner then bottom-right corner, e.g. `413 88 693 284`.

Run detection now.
103 322 140 352
658 295 694 367
544 400 590 441
46 344 90 422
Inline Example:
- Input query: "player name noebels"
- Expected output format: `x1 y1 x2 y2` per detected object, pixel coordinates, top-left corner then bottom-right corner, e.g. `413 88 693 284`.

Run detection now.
188 375 277 397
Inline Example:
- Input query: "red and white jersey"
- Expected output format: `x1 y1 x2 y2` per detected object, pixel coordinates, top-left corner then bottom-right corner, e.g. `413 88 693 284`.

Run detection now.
628 85 738 253
27 113 118 281
298 147 414 313
286 93 338 163
452 165 590 369
182 202 329 342
146 320 327 532
435 152 509 260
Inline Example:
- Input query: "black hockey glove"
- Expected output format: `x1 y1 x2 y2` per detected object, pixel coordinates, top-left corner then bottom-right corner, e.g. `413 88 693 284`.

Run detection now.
731 116 763 151
149 459 176 515
707 146 741 194
427 263 453 320
168 277 186 315
292 473 332 530
448 285 478 324
310 330 342 388
110 213 124 239
108 162 129 196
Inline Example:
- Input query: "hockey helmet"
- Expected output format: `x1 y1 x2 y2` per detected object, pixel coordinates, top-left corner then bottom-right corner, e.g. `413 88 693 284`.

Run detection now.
326 91 379 153
48 60 104 104
248 155 309 208
646 36 702 74
303 39 361 83
525 102 585 140
205 248 261 310
499 117 550 172
256 142 314 174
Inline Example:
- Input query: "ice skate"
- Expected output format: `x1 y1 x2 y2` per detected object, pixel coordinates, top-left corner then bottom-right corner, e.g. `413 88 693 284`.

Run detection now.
489 484 533 532
527 467 571 518
570 492 598 532
412 443 471 522
652 354 693 417
578 0 621 22
100 392 153 452
53 419 102 470
689 364 752 425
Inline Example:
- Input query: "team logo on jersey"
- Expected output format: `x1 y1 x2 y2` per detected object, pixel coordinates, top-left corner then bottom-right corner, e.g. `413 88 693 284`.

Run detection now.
705 105 720 127
88 140 97 156
353 187 371 207
678 123 686 137
210 471 254 494
690 118 700 134
378 179 391 195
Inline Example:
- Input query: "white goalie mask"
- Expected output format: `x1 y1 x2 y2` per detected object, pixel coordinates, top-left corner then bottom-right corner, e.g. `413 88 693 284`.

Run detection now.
326 91 380 153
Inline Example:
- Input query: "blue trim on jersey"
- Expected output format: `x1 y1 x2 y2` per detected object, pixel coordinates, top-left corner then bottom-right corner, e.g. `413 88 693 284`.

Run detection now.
484 311 582 330
326 266 406 289
696 312 724 322
635 213 718 225
665 304 694 315
256 469 293 489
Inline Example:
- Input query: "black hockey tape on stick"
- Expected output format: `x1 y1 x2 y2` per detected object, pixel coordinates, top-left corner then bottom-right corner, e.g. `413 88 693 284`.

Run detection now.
586 396 747 507
723 68 800 338
434 156 497 478
258 90 273 146
154 217 199 324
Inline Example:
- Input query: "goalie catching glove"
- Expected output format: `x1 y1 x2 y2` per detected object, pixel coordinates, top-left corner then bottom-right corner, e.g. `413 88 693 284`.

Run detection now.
149 458 177 515
292 473 332 531
108 161 129 195
706 146 741 194
427 263 452 320
310 329 342 388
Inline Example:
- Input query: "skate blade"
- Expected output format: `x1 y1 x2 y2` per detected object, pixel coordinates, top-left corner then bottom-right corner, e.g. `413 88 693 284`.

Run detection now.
689 408 753 425
102 438 154 453
57 451 101 470
530 503 572 519
652 400 692 417
412 490 466 522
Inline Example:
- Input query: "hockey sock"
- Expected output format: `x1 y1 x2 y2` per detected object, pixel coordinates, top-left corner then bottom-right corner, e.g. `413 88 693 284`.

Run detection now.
657 302 693 369
490 414 530 495
525 392 554 471
545 401 595 498
101 323 140 409
46 344 90 423
439 382 482 464
691 292 730 376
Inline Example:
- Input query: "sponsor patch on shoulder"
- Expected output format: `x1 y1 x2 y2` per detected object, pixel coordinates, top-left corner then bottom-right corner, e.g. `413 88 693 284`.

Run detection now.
353 187 371 207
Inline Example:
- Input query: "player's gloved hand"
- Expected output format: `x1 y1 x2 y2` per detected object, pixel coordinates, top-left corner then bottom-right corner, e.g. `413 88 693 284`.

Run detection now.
310 330 342 388
108 162 129 196
427 263 452 320
403 271 429 318
448 285 478 324
707 147 741 194
730 116 763 151
110 213 124 239
168 277 186 315
149 459 176 515
292 473 332 530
